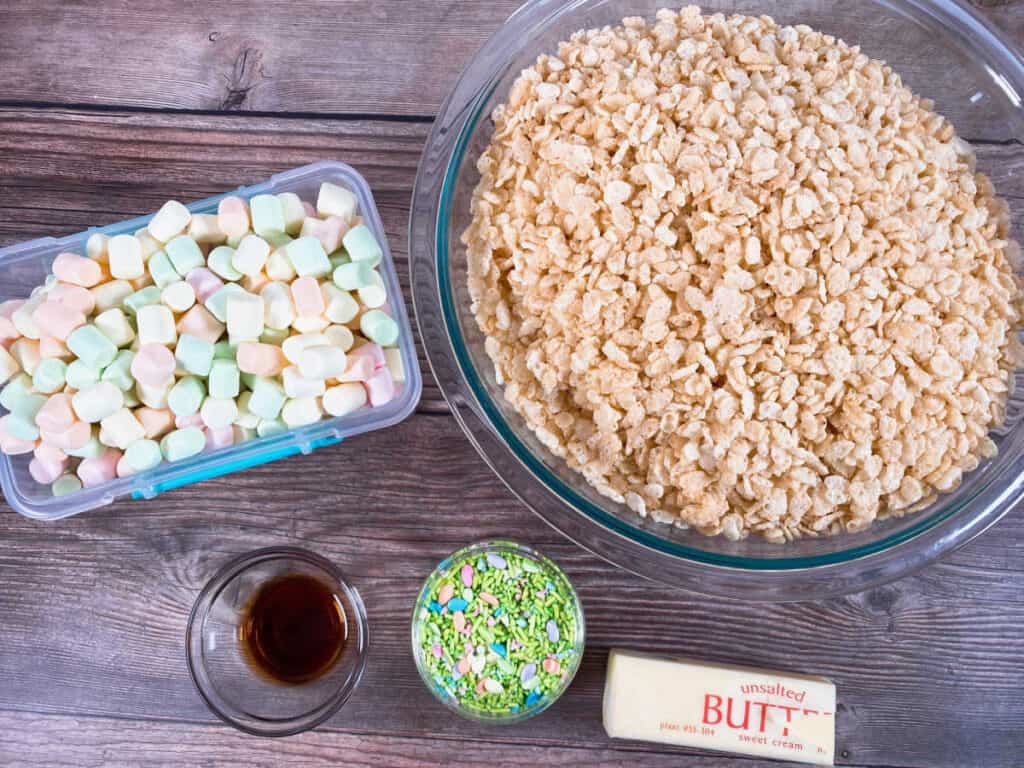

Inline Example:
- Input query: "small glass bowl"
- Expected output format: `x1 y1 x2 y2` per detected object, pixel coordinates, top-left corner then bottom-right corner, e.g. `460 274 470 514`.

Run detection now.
186 547 369 737
411 540 585 724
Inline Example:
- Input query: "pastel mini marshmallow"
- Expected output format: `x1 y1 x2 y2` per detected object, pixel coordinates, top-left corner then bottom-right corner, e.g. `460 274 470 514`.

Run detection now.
148 200 191 243
342 224 383 267
52 253 103 288
241 271 270 294
247 377 286 420
31 300 86 342
5 413 40 442
256 418 287 438
205 425 235 450
360 309 399 346
48 284 96 315
205 283 246 323
324 324 354 352
260 282 296 330
232 235 271 277
165 235 206 276
336 354 374 383
91 280 134 313
265 249 297 282
40 420 91 451
200 397 239 430
283 366 326 399
135 407 175 440
160 426 206 463
107 235 145 279
167 376 206 417
364 366 396 407
237 342 287 377
278 192 306 236
0 346 20 386
207 246 242 282
349 343 386 370
77 447 122 487
30 453 68 485
86 233 109 262
281 396 322 427
188 213 226 245
290 276 325 318
332 261 376 291
148 251 180 289
32 358 67 394
11 296 44 339
134 228 163 261
39 335 71 361
384 347 406 382
316 182 358 222
282 333 328 365
217 197 250 240
175 333 215 377
322 383 368 417
250 195 286 237
358 279 388 310
72 382 125 424
322 284 359 324
291 315 330 334
185 267 225 303
298 345 346 380
94 308 135 348
175 412 205 430
136 305 177 346
131 343 176 387
208 359 240 399
176 304 225 345
161 280 197 313
226 291 264 340
136 380 171 410
300 215 347 254
67 325 118 370
10 339 41 375
0 429 38 455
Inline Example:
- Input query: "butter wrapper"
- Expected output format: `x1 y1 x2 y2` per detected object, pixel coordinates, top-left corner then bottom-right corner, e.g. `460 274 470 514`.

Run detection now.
603 649 836 765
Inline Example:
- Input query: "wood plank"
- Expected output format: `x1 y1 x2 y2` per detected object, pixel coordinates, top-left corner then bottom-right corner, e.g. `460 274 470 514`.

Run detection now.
1 1 1023 139
0 709 858 768
0 411 1022 768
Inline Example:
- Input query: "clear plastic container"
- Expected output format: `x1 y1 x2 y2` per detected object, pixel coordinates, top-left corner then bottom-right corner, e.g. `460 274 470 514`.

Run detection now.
0 161 422 520
409 0 1024 600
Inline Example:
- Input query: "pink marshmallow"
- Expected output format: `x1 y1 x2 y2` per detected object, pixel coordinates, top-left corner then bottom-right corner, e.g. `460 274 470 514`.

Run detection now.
349 343 386 370
77 448 121 488
176 305 224 345
35 394 76 433
185 268 225 303
175 412 204 429
52 253 103 288
48 284 96 315
34 441 67 464
291 276 325 317
364 367 396 407
338 355 374 383
40 420 92 451
131 343 176 387
307 216 348 254
39 336 71 360
237 342 287 376
217 196 250 239
0 316 17 343
135 407 175 439
0 299 24 320
116 455 136 478
241 272 270 294
205 426 235 450
0 433 37 455
30 455 67 484
32 301 86 341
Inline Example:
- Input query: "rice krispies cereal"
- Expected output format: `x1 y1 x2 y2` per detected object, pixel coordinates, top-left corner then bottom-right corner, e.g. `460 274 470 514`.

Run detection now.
463 6 1024 542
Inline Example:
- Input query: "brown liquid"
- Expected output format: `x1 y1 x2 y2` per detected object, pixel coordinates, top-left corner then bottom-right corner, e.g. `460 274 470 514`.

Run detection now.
240 574 347 684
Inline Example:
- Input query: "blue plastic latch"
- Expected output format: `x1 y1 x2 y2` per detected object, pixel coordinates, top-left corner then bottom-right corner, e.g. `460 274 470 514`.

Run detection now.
132 436 342 500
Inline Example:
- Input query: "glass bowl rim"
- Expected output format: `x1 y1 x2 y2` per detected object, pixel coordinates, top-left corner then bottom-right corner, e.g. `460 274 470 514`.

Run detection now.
410 0 1024 599
185 546 369 737
410 539 586 724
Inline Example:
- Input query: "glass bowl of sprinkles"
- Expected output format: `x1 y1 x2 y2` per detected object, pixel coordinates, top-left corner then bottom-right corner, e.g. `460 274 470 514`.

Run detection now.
411 540 585 723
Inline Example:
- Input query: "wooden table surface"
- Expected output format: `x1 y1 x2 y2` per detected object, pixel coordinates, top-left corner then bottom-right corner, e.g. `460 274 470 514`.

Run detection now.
1 2 1023 766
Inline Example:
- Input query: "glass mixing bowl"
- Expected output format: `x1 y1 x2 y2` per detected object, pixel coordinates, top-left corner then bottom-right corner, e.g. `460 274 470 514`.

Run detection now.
409 0 1024 600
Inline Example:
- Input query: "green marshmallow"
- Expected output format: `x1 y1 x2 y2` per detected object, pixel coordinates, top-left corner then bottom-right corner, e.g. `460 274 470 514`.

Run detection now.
208 246 243 282
67 325 118 371
285 236 331 277
208 359 240 399
101 350 136 392
205 283 246 323
256 418 287 438
65 360 101 391
248 376 286 420
6 413 40 441
124 439 163 472
260 327 288 345
175 334 214 377
213 341 237 361
165 235 206 276
359 309 400 347
167 376 206 417
32 358 68 394
124 286 162 315
160 426 206 463
250 194 286 237
147 251 180 289
342 224 383 267
65 432 104 459
52 474 83 497
0 375 46 420
332 261 376 291
264 231 293 249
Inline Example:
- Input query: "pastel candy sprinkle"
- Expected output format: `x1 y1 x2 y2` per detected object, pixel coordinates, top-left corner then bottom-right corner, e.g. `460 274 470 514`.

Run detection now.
525 691 543 707
438 583 455 605
486 553 507 569
446 598 468 613
547 620 560 643
460 564 474 587
432 644 443 659
521 662 537 682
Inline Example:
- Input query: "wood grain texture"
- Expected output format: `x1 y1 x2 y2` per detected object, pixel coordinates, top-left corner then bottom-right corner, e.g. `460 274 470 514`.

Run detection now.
2 1 1024 766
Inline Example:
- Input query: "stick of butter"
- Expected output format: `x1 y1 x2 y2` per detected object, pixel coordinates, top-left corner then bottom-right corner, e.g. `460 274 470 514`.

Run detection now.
603 649 836 766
